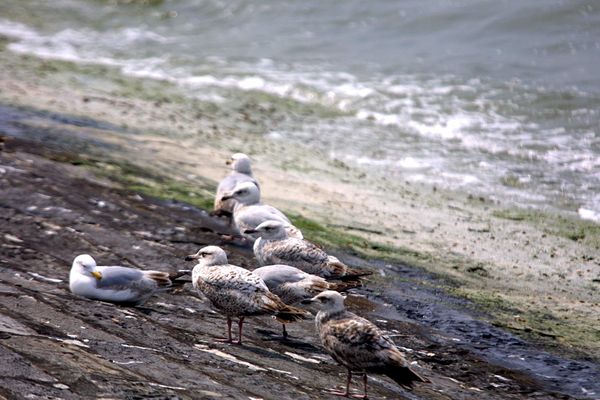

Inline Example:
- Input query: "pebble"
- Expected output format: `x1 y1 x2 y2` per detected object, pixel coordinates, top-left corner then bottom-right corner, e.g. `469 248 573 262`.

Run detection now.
53 383 70 390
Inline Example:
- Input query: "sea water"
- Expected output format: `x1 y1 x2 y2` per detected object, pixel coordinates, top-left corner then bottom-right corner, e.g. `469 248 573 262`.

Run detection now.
1 0 598 221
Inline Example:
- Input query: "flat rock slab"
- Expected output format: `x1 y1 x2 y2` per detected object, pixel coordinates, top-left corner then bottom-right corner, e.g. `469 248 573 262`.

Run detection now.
0 136 588 399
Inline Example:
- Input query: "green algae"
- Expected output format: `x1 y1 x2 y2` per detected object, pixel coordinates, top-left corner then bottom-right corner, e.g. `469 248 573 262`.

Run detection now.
50 152 216 211
493 208 600 248
288 213 436 266
452 287 600 359
26 128 600 361
2 33 598 362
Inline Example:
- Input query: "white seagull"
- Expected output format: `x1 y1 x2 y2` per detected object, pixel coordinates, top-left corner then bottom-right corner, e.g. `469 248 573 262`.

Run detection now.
214 153 259 216
221 182 303 240
69 254 172 306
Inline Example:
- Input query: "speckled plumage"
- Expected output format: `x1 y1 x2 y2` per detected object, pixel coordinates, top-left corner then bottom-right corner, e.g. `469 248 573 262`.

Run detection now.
317 310 409 372
193 263 289 318
253 264 330 305
188 246 307 343
252 222 369 280
310 291 426 396
254 237 331 275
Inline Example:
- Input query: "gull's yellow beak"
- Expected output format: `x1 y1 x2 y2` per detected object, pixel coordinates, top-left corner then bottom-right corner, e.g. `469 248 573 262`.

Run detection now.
91 271 103 280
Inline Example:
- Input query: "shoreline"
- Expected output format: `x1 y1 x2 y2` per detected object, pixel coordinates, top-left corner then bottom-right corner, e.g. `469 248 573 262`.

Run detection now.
5 135 599 399
0 40 599 364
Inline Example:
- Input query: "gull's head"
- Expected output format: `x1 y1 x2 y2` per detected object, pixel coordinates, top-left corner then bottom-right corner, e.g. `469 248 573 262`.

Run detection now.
221 181 259 205
227 153 252 175
185 245 228 267
72 254 102 280
244 220 289 240
302 290 346 312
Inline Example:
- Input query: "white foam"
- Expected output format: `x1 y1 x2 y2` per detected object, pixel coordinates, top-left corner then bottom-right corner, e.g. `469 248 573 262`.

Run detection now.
356 110 400 126
395 157 430 170
578 208 600 223
0 19 171 81
1 18 597 219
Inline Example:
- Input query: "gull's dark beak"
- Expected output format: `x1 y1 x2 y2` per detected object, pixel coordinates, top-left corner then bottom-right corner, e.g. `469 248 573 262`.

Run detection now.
225 159 232 165
244 228 257 234
221 193 233 201
300 299 314 305
185 251 201 261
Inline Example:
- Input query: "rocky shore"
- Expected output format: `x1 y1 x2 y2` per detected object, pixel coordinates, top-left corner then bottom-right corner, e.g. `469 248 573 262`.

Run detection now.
1 127 598 399
0 39 599 399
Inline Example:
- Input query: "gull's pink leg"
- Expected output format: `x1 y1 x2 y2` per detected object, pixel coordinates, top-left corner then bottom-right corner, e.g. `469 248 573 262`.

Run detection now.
351 374 368 399
235 317 245 345
325 369 352 397
215 317 233 343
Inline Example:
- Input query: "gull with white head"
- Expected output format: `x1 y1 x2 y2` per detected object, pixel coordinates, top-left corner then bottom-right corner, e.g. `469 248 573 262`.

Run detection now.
214 153 259 216
304 291 427 398
221 181 303 240
185 246 307 344
253 264 359 337
69 254 173 306
246 220 371 281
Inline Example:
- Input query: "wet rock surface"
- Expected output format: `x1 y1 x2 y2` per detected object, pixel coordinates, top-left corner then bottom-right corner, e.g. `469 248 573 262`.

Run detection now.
0 135 596 399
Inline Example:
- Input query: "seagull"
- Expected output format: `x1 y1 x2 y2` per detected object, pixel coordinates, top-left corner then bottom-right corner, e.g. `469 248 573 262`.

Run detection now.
185 246 307 344
214 153 259 216
221 181 303 240
253 264 359 338
69 254 174 306
246 220 371 281
303 291 427 398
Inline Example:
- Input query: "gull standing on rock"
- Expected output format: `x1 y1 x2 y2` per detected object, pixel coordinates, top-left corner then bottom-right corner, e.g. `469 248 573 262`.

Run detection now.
185 246 307 344
253 264 359 337
303 291 427 398
221 181 303 240
246 220 371 281
214 153 259 216
69 254 173 306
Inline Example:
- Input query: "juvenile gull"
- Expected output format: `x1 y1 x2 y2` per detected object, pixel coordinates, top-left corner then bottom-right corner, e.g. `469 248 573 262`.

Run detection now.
304 291 427 398
221 181 303 240
214 153 259 216
185 246 307 344
69 254 172 306
253 264 359 338
247 220 371 281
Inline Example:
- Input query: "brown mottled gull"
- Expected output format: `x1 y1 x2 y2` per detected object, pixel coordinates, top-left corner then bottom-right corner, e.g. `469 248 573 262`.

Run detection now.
304 291 427 398
214 153 259 216
69 254 172 306
246 220 371 281
253 264 359 337
221 181 303 240
185 246 307 344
